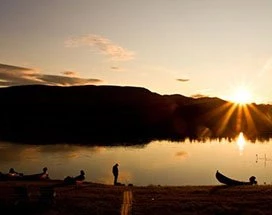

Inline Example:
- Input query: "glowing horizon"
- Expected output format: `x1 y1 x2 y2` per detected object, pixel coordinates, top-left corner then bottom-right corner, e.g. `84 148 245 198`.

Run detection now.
1 0 272 104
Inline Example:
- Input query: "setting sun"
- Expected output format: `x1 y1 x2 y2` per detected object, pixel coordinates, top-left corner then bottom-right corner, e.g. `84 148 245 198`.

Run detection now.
230 87 252 104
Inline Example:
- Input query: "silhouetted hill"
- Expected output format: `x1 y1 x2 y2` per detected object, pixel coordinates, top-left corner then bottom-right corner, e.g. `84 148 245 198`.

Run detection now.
0 85 271 144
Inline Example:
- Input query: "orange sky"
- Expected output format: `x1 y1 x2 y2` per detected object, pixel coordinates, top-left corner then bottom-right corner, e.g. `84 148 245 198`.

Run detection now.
1 0 272 104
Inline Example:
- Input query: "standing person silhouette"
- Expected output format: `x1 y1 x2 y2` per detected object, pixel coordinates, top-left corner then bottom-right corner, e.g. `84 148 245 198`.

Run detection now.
112 163 119 185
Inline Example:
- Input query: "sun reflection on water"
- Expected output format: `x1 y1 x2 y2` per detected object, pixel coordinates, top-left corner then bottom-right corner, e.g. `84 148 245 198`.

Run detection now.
237 132 246 154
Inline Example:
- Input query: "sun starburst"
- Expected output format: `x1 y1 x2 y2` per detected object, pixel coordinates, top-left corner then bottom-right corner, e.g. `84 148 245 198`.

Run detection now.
230 87 252 105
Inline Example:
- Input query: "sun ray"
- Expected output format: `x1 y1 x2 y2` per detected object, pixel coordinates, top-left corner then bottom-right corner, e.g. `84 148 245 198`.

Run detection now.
249 105 272 125
202 102 237 136
242 104 258 136
196 90 271 140
247 104 272 137
235 103 243 132
201 102 229 128
216 103 238 136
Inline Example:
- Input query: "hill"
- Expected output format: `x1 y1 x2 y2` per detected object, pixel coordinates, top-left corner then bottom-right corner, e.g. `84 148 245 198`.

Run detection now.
0 85 271 144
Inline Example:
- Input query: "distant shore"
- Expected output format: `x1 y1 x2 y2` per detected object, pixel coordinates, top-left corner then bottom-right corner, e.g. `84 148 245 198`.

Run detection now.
1 84 272 145
0 180 270 215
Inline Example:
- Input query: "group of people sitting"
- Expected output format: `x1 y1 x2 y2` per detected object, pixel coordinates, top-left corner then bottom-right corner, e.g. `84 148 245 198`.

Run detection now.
0 167 86 185
0 167 49 180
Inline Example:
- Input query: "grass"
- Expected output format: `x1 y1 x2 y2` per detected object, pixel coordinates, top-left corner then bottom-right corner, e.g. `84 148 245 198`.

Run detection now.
0 181 272 215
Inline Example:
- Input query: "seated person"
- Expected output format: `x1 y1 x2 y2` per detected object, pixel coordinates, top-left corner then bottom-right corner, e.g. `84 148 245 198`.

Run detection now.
20 167 50 180
40 167 49 179
74 170 85 181
8 168 23 177
64 170 85 185
249 176 257 185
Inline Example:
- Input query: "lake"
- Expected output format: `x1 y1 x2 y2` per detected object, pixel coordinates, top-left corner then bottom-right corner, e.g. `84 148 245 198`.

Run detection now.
0 132 272 186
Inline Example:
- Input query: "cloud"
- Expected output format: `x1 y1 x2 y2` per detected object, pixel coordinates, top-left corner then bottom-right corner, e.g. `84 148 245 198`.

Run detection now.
111 66 120 70
110 66 124 72
65 34 135 61
37 74 101 86
61 70 78 77
191 94 209 99
176 78 189 82
0 63 102 87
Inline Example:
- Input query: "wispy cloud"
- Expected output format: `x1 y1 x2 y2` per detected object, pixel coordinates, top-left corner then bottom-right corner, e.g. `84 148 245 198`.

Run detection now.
176 78 189 82
37 74 101 86
190 94 209 98
61 70 78 77
110 66 125 72
65 34 135 61
0 63 102 87
111 66 120 70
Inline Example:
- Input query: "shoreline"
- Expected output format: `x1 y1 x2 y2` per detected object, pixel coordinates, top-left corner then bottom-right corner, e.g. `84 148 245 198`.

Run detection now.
0 180 270 214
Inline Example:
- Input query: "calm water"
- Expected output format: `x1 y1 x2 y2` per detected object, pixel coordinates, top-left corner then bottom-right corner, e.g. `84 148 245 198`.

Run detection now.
1 132 272 186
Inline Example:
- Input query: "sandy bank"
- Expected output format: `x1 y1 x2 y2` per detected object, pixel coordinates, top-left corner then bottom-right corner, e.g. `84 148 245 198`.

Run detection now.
0 181 270 215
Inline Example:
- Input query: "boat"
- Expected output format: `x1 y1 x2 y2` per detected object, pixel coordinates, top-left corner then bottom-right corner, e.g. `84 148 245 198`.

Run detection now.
215 170 257 186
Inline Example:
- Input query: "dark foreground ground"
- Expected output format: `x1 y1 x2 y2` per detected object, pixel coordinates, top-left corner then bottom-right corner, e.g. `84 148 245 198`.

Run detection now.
0 180 271 215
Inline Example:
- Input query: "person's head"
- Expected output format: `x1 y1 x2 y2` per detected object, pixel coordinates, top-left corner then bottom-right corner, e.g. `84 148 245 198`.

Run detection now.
9 168 15 173
249 176 257 184
80 170 85 176
115 163 119 167
43 167 48 173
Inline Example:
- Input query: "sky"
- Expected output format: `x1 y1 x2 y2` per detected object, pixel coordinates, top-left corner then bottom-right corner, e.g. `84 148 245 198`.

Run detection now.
1 0 272 104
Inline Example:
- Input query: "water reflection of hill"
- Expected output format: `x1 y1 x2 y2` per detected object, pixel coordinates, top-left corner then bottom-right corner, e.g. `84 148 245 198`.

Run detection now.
0 84 271 145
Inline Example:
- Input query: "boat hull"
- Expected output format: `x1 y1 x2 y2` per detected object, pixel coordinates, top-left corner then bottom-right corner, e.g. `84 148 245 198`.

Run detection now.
215 170 256 186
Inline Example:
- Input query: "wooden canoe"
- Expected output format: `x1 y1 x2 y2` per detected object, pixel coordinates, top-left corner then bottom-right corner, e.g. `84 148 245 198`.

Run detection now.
215 170 257 186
